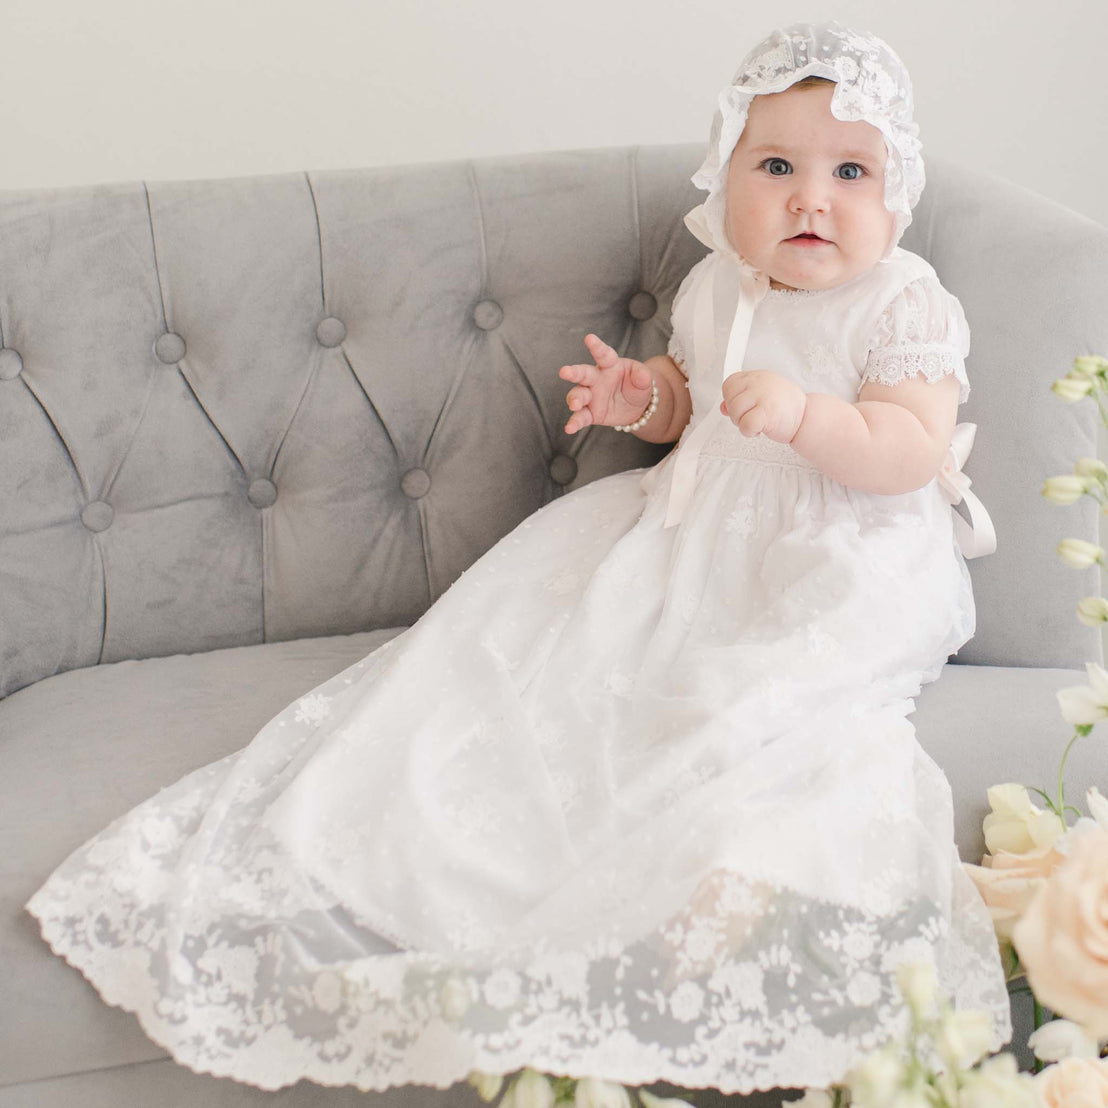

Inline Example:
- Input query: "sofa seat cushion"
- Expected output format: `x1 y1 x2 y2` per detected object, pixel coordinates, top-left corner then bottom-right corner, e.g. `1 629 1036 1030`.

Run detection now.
911 663 1101 861
4 650 1099 1090
1 629 401 1089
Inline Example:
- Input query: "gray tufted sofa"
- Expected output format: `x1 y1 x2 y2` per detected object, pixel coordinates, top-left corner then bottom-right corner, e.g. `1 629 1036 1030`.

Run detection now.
2 146 1108 1108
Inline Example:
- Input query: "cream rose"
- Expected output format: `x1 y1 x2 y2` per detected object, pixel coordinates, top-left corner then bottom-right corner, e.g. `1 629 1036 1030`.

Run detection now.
1035 1057 1108 1107
1012 825 1108 1039
982 783 1065 855
963 840 1068 942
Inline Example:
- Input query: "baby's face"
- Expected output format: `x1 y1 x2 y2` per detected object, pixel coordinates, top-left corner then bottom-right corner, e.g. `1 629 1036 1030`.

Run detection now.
724 83 896 291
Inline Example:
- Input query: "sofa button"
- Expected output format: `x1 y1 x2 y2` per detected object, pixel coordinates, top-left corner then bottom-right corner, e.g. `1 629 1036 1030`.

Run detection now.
549 453 578 486
0 348 23 380
401 467 431 499
247 478 278 508
154 331 186 364
628 291 657 321
81 501 114 532
316 316 347 347
473 300 503 331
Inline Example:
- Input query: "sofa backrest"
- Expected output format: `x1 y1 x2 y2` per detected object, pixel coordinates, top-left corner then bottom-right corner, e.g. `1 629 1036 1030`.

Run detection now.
0 147 1105 698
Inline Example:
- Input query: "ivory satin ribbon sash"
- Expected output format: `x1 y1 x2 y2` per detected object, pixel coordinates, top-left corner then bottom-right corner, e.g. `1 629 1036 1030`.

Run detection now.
661 257 768 528
938 422 997 559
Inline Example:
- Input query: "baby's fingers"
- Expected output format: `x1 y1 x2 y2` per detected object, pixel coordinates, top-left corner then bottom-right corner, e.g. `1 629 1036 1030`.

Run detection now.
566 385 592 412
583 333 620 370
565 405 595 434
559 362 601 387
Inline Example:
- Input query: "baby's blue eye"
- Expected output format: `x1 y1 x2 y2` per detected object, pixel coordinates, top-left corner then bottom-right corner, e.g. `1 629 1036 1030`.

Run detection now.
762 158 791 176
836 163 864 181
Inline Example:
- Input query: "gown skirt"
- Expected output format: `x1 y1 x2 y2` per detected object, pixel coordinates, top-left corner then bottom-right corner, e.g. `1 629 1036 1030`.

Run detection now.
26 426 1013 1095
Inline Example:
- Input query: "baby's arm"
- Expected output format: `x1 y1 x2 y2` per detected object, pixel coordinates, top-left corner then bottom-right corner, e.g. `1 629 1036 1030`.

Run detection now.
720 370 959 494
634 354 693 443
792 375 960 494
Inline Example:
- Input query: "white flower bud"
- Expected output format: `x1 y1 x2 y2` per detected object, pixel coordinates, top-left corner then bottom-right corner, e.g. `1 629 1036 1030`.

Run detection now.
935 1007 995 1069
509 1071 555 1108
890 1085 934 1108
983 783 1065 854
1057 538 1105 568
1076 596 1108 627
1087 786 1108 830
468 1072 505 1102
1053 376 1095 401
574 1079 631 1108
1072 355 1108 378
1028 1018 1099 1062
1043 475 1092 505
959 1054 1039 1108
847 1044 905 1105
1074 457 1108 480
1057 661 1108 725
639 1092 695 1108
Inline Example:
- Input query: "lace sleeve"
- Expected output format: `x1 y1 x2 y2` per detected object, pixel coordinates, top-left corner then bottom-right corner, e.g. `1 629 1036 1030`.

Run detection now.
667 331 689 378
666 256 712 380
862 276 971 403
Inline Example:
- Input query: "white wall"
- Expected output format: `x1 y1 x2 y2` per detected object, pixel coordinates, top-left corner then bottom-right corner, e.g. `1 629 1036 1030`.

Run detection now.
1 0 1105 227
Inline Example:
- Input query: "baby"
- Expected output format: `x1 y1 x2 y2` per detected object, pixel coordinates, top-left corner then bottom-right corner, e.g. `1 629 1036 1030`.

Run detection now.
561 73 962 499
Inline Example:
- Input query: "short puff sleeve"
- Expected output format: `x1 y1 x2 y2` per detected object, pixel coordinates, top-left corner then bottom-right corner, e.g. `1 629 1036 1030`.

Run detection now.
862 276 971 404
666 256 713 380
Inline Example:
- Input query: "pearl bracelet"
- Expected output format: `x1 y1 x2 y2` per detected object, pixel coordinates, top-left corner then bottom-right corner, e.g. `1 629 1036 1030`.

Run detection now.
612 380 660 433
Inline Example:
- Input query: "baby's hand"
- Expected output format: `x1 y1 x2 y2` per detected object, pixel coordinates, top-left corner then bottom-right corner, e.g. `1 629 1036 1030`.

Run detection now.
720 370 806 443
559 334 654 434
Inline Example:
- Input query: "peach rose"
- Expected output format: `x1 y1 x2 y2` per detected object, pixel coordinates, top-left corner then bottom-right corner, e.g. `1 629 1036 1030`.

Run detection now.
1013 825 1108 1039
1035 1057 1108 1107
963 841 1068 941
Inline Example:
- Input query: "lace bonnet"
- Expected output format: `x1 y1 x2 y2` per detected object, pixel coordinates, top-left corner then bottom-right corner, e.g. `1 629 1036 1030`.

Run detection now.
688 22 924 261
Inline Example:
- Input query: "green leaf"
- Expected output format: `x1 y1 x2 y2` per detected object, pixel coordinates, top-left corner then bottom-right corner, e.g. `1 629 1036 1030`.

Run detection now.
1027 785 1057 809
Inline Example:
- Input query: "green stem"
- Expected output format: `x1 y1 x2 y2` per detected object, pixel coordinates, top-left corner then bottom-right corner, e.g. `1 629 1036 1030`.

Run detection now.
1027 785 1063 818
1057 728 1085 818
1032 998 1047 1074
1094 391 1108 429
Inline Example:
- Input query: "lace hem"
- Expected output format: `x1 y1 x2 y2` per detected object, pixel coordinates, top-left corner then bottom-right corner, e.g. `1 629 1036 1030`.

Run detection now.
861 345 971 404
27 858 1011 1094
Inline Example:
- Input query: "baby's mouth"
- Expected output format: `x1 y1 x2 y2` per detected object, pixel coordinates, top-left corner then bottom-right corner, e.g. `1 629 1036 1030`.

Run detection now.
789 232 828 242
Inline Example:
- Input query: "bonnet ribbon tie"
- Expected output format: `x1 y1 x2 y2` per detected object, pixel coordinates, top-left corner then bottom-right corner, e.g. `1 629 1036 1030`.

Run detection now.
938 422 996 559
662 242 769 528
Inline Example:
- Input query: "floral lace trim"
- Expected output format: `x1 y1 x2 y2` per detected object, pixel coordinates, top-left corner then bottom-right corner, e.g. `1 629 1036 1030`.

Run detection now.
700 422 818 470
862 345 971 404
667 332 689 379
27 859 1011 1094
764 284 832 299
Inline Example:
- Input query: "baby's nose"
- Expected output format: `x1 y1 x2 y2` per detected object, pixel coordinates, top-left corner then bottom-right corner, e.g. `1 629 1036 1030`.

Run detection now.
787 175 830 214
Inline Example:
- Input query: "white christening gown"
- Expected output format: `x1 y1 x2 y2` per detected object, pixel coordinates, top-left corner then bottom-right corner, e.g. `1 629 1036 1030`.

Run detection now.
27 246 1012 1095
